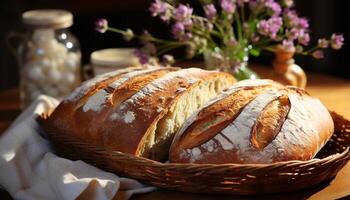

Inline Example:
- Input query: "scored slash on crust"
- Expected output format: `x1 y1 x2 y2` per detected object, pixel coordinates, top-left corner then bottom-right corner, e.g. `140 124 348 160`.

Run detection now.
170 80 334 164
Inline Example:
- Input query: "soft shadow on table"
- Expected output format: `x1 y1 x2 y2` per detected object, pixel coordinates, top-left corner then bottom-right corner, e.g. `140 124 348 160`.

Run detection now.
0 188 12 200
131 178 334 200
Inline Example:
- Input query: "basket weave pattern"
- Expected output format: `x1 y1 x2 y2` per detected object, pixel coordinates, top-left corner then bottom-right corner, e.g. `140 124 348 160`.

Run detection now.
41 112 350 195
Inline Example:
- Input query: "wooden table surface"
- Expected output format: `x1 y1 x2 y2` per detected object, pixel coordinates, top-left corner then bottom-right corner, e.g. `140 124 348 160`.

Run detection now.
0 65 349 200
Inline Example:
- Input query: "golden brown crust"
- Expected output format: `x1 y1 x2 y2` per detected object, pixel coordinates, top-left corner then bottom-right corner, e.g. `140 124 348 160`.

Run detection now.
69 67 144 105
174 84 284 150
250 95 291 150
103 68 234 155
44 67 235 159
170 80 334 164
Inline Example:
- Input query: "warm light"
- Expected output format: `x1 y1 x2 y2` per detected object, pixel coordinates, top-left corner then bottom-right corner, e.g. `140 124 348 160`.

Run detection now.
66 42 73 49
60 33 67 40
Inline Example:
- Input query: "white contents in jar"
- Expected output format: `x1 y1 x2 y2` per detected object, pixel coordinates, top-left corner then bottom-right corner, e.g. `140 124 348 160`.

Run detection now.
33 29 55 44
21 28 81 105
61 72 76 84
27 65 45 83
65 52 80 71
38 58 51 71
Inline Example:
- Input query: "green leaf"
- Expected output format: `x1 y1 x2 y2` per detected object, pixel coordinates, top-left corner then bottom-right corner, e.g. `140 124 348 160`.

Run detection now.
249 48 260 57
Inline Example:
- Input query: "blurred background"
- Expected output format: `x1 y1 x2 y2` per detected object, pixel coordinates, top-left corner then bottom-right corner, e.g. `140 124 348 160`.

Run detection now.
0 0 349 91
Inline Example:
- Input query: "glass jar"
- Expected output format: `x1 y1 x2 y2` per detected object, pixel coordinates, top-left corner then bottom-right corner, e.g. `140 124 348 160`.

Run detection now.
90 48 140 76
203 46 259 81
18 9 81 108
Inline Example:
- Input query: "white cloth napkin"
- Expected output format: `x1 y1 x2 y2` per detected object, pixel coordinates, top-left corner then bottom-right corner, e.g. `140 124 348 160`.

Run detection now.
0 95 156 200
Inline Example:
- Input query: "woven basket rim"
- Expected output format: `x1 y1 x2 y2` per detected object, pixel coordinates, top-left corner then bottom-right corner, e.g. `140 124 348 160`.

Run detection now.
40 109 350 168
106 146 350 168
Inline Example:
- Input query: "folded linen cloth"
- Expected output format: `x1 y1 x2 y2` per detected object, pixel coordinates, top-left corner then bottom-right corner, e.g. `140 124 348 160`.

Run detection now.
0 95 156 200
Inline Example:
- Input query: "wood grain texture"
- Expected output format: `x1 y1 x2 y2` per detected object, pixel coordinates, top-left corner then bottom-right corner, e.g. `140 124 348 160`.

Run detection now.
0 65 349 200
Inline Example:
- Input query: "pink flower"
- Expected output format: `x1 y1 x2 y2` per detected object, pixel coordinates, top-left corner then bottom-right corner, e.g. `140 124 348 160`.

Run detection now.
183 32 193 41
330 34 344 50
249 0 280 16
95 18 108 33
204 4 217 21
286 28 299 40
266 1 281 16
298 18 309 29
150 0 167 15
171 22 185 39
174 4 193 25
318 38 329 48
298 32 310 45
283 10 309 32
257 21 269 35
312 50 324 59
282 40 294 51
283 10 299 27
133 49 149 64
257 17 283 39
149 0 171 22
220 0 236 14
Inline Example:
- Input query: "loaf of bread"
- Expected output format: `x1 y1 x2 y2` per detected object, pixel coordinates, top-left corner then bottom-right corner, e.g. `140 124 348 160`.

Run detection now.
170 79 334 164
44 66 236 161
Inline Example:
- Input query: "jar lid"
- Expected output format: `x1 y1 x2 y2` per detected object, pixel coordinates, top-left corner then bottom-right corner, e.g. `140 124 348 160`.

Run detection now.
91 48 140 67
22 9 73 29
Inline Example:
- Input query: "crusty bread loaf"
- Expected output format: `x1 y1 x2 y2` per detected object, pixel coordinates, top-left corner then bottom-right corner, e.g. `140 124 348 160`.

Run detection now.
170 79 334 164
44 66 236 161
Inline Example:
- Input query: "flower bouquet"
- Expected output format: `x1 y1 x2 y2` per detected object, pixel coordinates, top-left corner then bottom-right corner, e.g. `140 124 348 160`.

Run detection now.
96 0 344 80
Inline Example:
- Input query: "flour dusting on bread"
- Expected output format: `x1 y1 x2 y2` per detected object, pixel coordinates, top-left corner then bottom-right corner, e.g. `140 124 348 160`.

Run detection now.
120 68 203 109
109 68 161 89
195 90 281 157
46 66 236 162
83 90 109 112
82 68 164 113
124 111 136 123
67 67 140 101
170 80 334 164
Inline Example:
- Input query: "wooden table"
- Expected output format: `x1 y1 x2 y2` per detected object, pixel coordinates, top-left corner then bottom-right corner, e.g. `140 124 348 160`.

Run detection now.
0 66 349 200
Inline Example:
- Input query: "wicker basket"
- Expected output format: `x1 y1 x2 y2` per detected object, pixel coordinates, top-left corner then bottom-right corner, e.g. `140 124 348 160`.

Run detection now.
39 111 350 195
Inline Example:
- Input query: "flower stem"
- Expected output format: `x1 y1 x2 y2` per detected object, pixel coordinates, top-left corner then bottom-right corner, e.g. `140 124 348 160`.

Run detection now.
240 4 246 38
156 43 186 56
107 26 180 45
253 39 273 47
304 46 319 54
235 12 243 41
107 27 127 35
